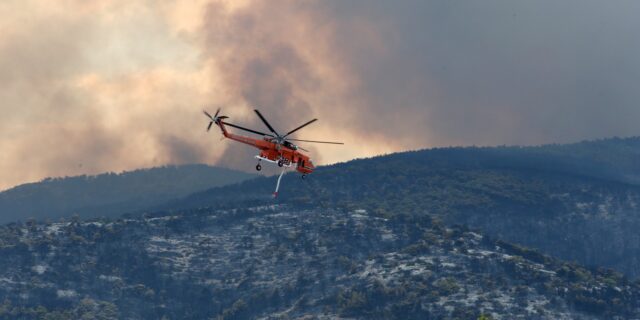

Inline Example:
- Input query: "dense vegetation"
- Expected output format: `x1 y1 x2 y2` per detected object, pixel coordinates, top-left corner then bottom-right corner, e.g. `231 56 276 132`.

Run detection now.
171 137 640 278
1 205 638 319
0 164 254 224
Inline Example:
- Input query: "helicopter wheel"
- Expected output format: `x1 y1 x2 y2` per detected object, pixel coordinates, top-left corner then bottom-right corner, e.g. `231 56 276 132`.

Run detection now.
277 160 284 167
301 174 307 180
256 164 262 171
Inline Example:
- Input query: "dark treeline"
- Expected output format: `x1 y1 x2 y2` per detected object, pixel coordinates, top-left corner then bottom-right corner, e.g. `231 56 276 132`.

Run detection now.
0 164 255 224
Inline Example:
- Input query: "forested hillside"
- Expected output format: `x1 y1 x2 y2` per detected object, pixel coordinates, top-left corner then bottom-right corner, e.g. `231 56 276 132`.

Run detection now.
1 205 638 319
3 138 640 319
171 137 640 278
0 165 254 224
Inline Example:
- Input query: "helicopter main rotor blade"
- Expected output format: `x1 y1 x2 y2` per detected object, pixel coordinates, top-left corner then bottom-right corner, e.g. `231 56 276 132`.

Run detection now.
283 118 317 138
286 138 344 145
203 110 215 132
222 121 274 137
254 109 279 137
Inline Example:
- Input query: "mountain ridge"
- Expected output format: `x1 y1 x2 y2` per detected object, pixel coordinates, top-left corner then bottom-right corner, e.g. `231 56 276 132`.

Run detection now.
0 164 255 224
161 137 640 279
2 137 640 318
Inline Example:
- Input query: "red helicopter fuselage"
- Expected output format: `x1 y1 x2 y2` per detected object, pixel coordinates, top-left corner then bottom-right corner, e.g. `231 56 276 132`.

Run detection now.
215 120 315 175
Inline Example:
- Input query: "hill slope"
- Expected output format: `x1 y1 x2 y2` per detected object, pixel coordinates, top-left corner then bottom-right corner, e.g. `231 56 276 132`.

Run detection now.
0 205 638 319
170 137 640 278
0 164 255 224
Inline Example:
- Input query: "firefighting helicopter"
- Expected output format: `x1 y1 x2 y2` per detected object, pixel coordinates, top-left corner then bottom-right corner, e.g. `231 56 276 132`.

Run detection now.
203 108 343 197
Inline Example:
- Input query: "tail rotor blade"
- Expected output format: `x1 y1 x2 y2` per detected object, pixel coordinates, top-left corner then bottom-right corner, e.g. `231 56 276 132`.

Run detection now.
207 121 213 132
203 110 213 120
214 108 221 118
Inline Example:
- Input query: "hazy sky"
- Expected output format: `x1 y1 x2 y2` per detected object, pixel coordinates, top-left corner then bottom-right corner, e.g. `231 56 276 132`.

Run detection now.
1 0 640 190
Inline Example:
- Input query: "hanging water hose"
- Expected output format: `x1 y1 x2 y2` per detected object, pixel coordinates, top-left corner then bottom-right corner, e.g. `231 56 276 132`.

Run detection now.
273 167 286 198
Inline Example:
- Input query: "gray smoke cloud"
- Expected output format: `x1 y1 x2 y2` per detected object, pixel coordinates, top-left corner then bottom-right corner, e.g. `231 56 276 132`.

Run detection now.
1 0 640 189
201 0 640 151
309 0 640 146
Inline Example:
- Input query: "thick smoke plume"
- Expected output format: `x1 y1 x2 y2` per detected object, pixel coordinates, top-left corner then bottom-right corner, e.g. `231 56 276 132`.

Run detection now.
2 0 640 189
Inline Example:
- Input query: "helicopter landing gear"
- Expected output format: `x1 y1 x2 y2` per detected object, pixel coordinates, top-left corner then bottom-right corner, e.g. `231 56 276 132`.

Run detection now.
301 174 307 180
256 164 262 171
277 159 284 167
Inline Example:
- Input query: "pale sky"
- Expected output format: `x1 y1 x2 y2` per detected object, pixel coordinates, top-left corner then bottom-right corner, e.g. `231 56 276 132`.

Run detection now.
1 0 640 190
